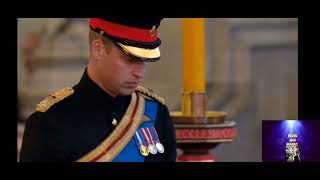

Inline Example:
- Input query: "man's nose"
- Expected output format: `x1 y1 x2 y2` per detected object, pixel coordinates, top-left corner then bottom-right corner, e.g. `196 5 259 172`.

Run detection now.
132 61 146 79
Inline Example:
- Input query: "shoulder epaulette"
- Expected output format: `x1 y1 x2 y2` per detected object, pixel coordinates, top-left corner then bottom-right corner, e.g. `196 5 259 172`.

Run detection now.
135 86 165 105
36 87 74 112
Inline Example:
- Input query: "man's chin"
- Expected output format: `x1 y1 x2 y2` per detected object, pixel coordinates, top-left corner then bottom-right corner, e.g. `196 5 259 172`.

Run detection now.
119 87 136 96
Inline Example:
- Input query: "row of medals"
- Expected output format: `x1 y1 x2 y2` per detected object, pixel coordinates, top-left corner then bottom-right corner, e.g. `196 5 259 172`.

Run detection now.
134 127 164 157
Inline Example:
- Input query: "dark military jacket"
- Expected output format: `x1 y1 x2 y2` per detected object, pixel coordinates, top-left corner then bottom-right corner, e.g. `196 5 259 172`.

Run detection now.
20 69 177 162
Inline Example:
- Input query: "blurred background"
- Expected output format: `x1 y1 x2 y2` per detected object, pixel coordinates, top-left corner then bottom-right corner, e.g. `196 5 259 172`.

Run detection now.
17 18 298 162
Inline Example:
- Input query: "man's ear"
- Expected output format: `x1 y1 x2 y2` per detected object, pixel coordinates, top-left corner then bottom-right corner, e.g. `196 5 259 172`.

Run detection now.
91 39 105 61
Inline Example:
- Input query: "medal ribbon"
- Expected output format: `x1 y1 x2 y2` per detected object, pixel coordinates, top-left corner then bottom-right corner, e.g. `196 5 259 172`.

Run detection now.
146 127 155 145
134 131 143 148
151 127 161 143
140 128 151 145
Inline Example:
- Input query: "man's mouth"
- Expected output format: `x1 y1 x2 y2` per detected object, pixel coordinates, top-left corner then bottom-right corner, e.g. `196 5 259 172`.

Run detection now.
124 82 139 88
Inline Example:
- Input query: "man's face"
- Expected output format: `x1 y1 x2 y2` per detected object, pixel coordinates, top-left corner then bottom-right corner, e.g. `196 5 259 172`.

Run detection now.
97 40 146 96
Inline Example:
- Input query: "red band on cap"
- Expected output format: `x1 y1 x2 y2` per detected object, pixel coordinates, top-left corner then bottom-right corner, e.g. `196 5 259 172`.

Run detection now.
90 18 158 43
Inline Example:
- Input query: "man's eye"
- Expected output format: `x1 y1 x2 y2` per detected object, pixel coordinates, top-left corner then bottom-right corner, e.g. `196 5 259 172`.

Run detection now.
124 56 133 62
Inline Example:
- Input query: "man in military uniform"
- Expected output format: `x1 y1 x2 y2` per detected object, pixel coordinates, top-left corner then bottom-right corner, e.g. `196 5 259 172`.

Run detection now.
20 18 177 162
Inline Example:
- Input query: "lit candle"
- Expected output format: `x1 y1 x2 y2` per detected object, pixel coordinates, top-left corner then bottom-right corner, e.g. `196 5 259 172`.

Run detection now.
182 18 205 93
182 18 206 116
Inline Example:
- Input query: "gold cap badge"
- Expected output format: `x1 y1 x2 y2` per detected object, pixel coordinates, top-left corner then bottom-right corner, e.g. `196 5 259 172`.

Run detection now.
149 25 156 38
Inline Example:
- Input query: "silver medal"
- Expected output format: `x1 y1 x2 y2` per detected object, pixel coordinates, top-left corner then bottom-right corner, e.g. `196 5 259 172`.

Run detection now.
148 144 157 155
155 142 164 153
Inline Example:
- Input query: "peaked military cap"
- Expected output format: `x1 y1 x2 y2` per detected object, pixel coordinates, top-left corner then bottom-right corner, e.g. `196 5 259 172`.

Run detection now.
89 18 163 62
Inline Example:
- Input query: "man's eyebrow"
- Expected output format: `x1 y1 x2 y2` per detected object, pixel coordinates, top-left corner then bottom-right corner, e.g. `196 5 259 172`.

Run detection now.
119 51 133 60
120 50 141 61
112 41 142 62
